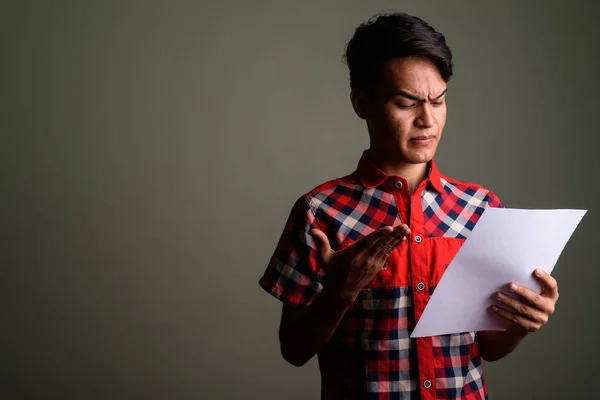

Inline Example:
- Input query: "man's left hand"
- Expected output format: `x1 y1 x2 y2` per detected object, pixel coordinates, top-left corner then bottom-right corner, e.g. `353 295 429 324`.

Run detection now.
492 268 559 333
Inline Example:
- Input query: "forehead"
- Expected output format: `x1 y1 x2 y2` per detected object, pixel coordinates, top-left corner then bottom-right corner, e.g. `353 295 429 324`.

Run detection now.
378 56 447 96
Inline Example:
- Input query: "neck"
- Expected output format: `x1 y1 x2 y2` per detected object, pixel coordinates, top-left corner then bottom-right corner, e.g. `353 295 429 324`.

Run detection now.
367 149 429 193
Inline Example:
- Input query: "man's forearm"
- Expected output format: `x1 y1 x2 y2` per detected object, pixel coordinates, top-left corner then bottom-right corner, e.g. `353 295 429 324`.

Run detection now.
477 327 528 362
279 286 353 367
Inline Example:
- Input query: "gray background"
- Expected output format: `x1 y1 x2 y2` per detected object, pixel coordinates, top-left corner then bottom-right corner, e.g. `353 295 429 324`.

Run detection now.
2 1 598 399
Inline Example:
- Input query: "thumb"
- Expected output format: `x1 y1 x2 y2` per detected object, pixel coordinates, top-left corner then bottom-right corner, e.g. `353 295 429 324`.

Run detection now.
309 228 333 263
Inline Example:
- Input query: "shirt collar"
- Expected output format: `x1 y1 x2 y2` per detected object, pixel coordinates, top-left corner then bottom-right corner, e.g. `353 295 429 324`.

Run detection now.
355 150 445 195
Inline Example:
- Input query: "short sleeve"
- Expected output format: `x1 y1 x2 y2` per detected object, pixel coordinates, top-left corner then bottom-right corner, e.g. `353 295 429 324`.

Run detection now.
258 196 324 309
485 190 504 209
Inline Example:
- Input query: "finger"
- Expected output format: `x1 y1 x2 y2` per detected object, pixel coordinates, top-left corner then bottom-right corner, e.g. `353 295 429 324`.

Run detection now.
495 291 549 325
492 305 542 333
391 223 411 238
353 226 394 251
374 237 403 263
533 269 559 300
309 229 333 263
506 282 555 315
374 227 411 261
391 223 411 234
374 224 411 253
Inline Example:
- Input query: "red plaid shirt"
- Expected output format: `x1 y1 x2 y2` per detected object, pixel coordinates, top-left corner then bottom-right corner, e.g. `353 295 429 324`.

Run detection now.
259 150 503 399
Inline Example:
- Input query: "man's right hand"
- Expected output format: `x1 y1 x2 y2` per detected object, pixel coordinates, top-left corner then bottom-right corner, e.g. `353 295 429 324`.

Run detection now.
310 224 411 304
279 224 411 367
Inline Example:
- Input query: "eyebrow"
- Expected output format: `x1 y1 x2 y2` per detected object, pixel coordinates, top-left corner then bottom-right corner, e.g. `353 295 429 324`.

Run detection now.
395 89 447 102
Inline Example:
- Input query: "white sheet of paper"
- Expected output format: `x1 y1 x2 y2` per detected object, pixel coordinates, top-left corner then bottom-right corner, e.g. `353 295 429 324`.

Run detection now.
410 208 586 338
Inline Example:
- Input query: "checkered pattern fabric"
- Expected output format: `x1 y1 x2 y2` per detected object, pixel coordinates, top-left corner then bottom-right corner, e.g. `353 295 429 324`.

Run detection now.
422 178 498 239
259 151 503 400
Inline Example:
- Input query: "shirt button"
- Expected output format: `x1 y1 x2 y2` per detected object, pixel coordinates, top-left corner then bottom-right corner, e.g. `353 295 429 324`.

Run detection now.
414 235 422 243
417 282 426 291
395 181 403 189
423 379 432 389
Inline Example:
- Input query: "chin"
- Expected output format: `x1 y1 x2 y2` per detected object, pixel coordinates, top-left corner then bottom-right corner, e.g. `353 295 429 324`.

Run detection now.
396 141 436 162
402 151 435 165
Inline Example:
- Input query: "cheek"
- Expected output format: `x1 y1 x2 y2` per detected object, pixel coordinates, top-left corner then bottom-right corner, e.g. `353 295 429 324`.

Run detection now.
384 109 411 134
437 107 447 127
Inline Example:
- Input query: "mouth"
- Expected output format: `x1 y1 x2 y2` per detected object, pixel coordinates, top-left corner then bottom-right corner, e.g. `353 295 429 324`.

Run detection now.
410 136 435 144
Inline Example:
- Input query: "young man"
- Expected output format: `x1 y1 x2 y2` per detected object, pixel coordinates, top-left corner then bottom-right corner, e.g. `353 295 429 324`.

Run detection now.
258 12 559 400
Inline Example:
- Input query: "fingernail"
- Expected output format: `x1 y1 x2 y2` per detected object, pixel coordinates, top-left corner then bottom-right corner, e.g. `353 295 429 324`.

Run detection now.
510 283 518 291
496 292 505 301
492 306 499 312
535 269 544 277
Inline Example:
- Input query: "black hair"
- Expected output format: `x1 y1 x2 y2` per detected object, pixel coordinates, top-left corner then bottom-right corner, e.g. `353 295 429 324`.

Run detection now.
343 12 453 91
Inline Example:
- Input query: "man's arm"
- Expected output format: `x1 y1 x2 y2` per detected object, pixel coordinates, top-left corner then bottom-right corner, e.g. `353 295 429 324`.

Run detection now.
278 224 411 366
279 287 352 367
477 327 528 362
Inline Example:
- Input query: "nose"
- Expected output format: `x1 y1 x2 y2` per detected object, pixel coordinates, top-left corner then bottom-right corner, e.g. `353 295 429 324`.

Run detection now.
415 103 435 129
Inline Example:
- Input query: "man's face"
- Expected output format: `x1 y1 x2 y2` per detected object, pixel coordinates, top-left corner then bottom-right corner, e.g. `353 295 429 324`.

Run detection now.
359 56 448 165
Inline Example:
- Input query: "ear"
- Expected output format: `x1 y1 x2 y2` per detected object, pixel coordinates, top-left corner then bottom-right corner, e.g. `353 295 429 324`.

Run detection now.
350 88 369 120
